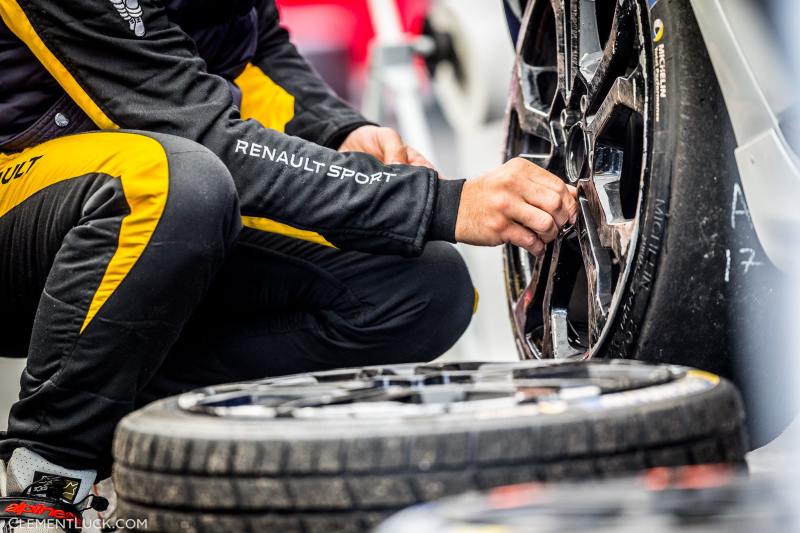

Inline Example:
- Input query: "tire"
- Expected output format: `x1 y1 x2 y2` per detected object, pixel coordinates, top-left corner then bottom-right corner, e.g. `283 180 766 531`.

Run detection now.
112 361 747 532
377 465 794 533
502 0 792 445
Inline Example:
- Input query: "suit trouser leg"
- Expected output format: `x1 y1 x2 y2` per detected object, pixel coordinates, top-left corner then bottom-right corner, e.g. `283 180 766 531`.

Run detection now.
0 131 241 477
139 228 475 403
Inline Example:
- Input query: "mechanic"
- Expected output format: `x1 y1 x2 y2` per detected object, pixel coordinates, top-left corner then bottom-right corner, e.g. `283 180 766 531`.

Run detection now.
0 0 577 509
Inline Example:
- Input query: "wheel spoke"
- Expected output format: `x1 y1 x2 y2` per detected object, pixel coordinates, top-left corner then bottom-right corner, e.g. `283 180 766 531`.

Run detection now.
581 177 636 263
522 63 559 112
591 144 625 224
583 2 638 106
540 239 562 358
541 237 585 358
545 0 571 105
584 72 643 139
575 196 614 343
547 308 582 359
511 62 557 140
584 144 635 257
581 69 643 262
512 249 542 331
571 0 604 81
512 249 545 355
605 219 636 262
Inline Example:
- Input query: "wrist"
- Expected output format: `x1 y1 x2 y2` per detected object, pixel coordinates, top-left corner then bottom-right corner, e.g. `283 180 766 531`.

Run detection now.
429 178 466 243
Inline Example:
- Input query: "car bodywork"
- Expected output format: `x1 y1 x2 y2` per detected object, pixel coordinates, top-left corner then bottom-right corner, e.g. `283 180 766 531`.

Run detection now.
688 0 799 272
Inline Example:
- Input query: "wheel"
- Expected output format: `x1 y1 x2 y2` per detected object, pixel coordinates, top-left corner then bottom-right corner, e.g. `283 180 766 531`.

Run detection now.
376 465 795 533
112 360 746 532
502 0 791 444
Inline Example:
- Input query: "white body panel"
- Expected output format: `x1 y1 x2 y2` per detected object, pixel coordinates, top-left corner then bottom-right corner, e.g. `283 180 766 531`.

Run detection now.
689 0 800 271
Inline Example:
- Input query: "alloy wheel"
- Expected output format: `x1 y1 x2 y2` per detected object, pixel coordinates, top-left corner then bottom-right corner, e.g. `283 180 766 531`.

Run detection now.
177 361 679 419
504 0 653 359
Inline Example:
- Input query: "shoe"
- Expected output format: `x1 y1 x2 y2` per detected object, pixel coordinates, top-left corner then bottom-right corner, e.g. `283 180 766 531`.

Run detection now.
4 448 96 505
0 448 99 532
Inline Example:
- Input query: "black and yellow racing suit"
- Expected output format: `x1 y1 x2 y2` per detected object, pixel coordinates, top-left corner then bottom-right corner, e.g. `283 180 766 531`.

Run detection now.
0 0 474 477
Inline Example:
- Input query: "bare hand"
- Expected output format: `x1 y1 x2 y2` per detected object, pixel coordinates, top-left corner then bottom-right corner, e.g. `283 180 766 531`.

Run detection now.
338 125 433 168
455 158 578 256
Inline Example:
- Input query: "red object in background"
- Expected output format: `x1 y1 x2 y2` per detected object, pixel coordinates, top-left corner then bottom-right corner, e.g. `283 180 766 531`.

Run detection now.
276 0 430 65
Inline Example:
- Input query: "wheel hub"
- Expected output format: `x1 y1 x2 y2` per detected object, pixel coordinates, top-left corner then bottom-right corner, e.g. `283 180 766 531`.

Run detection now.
566 122 588 183
504 0 652 360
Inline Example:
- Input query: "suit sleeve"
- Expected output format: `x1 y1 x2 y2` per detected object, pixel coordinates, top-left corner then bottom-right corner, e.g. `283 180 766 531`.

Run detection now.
0 0 452 255
248 0 373 148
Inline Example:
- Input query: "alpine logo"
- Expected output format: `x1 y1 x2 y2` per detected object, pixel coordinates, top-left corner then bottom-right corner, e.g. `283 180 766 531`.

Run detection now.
3 501 81 524
108 0 145 37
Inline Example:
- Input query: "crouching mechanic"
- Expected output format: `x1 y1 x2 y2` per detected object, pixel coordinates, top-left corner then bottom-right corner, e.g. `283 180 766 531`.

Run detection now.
0 0 577 517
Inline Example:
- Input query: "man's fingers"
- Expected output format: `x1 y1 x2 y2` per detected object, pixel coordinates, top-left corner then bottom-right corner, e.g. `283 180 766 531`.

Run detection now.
406 146 434 169
503 223 546 256
565 185 578 223
507 199 559 242
524 169 567 193
566 184 578 198
456 159 580 249
529 177 577 220
380 128 409 164
508 158 577 224
517 181 574 228
511 157 564 188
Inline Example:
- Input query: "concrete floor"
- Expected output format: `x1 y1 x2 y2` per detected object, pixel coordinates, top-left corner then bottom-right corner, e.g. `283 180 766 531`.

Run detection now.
747 416 800 474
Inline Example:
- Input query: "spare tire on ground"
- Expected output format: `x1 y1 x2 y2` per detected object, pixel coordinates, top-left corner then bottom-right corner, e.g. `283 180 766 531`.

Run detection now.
112 360 747 532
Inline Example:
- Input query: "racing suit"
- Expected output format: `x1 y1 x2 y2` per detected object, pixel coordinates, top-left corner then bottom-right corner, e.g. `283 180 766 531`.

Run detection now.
0 0 474 477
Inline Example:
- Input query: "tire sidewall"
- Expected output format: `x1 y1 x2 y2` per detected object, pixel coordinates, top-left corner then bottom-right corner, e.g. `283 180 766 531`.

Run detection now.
604 0 675 359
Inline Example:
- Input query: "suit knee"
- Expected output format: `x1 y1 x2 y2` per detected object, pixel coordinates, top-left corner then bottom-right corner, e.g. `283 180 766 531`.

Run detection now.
353 243 474 364
149 134 241 253
415 243 474 353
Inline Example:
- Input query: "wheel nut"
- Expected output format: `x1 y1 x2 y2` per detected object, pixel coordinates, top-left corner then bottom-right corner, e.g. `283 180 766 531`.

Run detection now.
580 95 589 114
560 109 580 129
